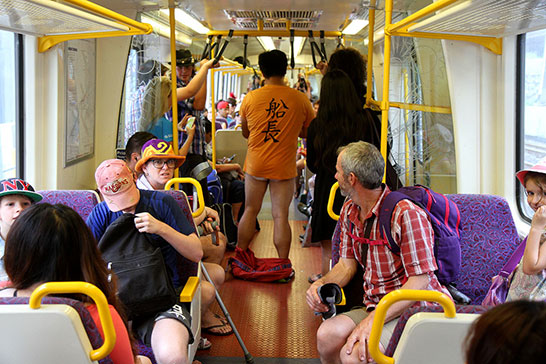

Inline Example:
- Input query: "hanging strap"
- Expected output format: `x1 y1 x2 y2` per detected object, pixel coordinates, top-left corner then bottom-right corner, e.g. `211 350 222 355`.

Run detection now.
308 30 327 67
214 29 234 64
319 30 327 61
209 35 222 59
499 238 528 277
200 35 213 60
336 35 344 49
243 34 248 69
290 29 295 69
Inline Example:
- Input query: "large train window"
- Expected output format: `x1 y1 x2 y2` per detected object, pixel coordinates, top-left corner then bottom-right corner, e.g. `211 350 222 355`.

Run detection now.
517 29 546 221
0 30 21 179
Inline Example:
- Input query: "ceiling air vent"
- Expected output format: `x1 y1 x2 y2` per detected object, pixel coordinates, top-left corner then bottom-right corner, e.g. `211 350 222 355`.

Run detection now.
224 9 322 30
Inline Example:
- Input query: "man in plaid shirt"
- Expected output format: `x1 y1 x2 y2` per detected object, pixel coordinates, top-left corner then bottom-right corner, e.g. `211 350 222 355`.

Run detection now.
306 141 451 364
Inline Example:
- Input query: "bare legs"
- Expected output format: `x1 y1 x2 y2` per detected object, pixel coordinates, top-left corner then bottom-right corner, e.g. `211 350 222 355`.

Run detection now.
237 175 268 251
237 174 295 259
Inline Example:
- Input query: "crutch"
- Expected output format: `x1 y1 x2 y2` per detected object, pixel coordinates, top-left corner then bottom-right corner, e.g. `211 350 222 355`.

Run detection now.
200 260 254 364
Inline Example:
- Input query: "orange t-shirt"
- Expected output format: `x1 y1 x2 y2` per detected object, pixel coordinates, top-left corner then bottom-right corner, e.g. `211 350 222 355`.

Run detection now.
240 85 314 179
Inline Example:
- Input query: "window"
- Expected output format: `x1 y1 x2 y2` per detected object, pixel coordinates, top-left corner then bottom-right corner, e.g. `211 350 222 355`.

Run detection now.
517 30 546 221
0 30 20 179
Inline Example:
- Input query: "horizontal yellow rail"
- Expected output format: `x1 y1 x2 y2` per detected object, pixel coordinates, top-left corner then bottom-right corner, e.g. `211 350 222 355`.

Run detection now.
38 0 152 52
179 276 200 302
389 102 452 114
29 281 116 361
206 30 342 38
387 0 459 34
369 289 456 364
165 178 205 218
327 182 340 221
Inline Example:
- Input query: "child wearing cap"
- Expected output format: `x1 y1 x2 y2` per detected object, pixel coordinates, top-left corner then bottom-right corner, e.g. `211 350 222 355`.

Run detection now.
0 178 42 282
506 157 546 301
87 159 204 363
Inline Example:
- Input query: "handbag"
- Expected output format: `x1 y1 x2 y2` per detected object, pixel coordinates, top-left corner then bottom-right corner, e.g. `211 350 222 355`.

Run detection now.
482 237 527 306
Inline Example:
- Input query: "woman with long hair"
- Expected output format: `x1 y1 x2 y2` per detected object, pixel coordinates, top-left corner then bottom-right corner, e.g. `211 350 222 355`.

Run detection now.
0 203 150 364
307 69 377 281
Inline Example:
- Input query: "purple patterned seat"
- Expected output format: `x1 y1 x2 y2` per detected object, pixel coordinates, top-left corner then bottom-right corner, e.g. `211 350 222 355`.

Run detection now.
0 296 114 364
446 194 521 305
39 190 100 221
331 194 522 305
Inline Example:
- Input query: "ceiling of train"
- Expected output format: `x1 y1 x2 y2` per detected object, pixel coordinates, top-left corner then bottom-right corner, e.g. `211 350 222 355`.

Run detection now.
87 0 434 65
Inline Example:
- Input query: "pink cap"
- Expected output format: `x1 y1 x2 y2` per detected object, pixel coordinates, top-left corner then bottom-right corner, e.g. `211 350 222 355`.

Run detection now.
516 157 546 186
217 101 229 110
95 159 139 212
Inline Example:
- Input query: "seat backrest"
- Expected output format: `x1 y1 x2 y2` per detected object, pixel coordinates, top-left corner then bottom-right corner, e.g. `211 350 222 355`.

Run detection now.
385 304 489 358
39 190 100 221
391 311 479 364
0 296 113 364
215 129 247 166
446 194 521 304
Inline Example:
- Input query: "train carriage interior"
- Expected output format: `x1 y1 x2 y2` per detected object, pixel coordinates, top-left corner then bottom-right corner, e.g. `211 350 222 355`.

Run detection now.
1 0 546 363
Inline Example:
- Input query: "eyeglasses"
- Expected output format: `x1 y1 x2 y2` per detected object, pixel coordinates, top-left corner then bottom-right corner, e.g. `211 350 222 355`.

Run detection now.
151 159 176 169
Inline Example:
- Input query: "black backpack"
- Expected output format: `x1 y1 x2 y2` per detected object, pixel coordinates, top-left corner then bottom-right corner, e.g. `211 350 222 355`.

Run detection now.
98 213 178 319
211 203 238 249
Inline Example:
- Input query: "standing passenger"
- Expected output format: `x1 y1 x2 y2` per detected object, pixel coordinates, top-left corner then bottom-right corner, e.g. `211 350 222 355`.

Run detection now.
238 50 315 259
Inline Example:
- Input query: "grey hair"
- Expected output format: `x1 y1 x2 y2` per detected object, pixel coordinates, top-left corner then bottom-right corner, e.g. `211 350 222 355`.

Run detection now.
337 141 384 189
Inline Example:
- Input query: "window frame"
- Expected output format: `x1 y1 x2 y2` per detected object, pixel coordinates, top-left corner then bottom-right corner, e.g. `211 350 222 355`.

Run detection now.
15 33 24 178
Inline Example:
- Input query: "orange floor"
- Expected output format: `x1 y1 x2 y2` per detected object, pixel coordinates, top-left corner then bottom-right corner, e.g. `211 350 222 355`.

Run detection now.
197 219 323 359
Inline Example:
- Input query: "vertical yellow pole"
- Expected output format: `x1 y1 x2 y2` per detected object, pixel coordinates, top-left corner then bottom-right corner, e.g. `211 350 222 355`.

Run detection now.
168 3 179 183
403 69 410 186
380 0 393 181
365 0 377 107
210 43 217 169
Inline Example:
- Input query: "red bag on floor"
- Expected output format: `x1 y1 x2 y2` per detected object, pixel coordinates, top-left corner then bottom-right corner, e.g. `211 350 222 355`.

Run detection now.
229 247 293 282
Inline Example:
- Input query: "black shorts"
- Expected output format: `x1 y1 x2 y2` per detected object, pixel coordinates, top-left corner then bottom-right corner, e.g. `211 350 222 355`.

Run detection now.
132 302 194 346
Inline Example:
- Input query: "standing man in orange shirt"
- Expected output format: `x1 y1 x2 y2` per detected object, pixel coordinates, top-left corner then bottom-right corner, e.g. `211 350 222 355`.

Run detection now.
238 50 315 259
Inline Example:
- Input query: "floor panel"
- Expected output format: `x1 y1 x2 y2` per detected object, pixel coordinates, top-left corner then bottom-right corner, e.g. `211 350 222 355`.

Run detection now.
196 220 322 361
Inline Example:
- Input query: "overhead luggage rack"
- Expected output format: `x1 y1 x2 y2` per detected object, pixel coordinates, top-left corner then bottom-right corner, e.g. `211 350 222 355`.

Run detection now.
0 0 152 52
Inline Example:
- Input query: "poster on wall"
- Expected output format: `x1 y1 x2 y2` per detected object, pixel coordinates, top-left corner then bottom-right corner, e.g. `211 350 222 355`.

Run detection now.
64 38 95 166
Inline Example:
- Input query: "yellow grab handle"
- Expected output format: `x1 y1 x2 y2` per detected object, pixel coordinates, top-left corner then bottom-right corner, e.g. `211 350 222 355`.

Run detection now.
179 276 200 302
368 289 456 364
165 177 205 218
327 182 340 221
29 281 116 362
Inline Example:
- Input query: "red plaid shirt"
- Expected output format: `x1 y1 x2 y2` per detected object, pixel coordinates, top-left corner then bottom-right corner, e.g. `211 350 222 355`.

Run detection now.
339 186 451 309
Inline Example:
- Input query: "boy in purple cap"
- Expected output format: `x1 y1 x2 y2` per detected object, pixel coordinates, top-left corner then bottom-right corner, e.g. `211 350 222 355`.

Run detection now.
87 159 203 364
0 178 42 283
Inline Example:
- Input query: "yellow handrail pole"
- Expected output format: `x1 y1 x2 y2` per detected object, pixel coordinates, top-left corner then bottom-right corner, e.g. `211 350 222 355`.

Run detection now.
169 3 179 187
368 289 456 364
387 0 459 34
365 0 377 108
211 69 217 170
62 0 152 32
380 0 394 181
165 178 205 217
206 30 342 38
38 0 153 52
403 69 410 186
30 282 116 361
327 182 340 221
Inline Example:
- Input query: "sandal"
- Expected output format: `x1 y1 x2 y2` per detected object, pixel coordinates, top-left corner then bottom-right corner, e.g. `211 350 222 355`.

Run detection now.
197 337 212 350
308 273 322 284
202 320 233 336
